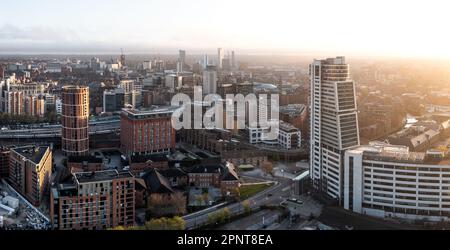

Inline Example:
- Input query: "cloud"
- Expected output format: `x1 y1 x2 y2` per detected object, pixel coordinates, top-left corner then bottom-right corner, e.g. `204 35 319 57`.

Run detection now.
0 24 80 42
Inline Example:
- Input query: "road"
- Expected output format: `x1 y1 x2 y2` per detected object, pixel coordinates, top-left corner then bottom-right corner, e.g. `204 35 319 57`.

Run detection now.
183 177 293 229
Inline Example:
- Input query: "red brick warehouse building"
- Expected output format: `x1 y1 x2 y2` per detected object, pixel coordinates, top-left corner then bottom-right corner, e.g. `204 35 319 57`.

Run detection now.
120 106 178 157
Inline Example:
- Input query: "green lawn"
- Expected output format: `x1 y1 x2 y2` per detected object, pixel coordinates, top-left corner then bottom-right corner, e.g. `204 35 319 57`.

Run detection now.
240 183 273 199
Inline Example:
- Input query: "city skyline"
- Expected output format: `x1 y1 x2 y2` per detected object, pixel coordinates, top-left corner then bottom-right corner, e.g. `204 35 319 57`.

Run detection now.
3 0 450 237
1 0 450 58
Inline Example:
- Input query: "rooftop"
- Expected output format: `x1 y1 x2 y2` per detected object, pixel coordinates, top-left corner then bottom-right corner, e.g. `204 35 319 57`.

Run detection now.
350 142 450 165
68 155 103 163
62 85 88 91
167 150 199 162
12 145 49 165
142 169 174 194
280 104 307 116
158 168 187 178
221 162 239 181
254 82 278 91
189 164 224 174
279 120 299 132
121 105 180 119
74 170 133 183
130 153 168 163
388 126 441 148
321 56 346 65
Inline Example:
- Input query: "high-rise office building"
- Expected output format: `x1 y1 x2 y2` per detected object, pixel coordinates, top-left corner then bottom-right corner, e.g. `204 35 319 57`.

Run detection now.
217 48 224 69
178 50 186 65
203 54 209 69
231 51 236 70
309 56 360 202
154 59 165 72
119 79 135 93
165 74 183 91
176 61 183 73
103 90 118 113
202 65 218 95
61 86 89 156
142 61 152 70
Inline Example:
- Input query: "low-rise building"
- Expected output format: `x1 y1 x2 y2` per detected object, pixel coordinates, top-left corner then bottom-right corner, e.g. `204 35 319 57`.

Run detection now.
222 150 267 168
67 156 104 173
128 154 169 176
179 129 267 167
278 121 301 149
279 104 308 131
158 168 188 188
188 162 239 195
388 126 441 152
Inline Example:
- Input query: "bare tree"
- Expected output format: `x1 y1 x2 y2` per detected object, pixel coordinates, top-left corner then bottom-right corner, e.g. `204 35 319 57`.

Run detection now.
147 192 187 217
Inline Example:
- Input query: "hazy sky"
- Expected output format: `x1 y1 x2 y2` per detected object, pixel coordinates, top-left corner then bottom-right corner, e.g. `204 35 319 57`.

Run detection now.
1 0 450 57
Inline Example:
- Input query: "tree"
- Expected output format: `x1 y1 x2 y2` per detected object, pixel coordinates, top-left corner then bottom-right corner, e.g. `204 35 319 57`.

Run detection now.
261 161 274 175
202 193 209 205
147 192 187 217
195 195 203 206
234 187 241 199
242 200 251 214
207 213 218 225
144 216 186 230
222 207 231 222
109 226 126 230
207 208 231 225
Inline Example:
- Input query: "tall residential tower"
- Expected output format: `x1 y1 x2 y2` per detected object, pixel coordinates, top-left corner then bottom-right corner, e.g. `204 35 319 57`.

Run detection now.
309 56 360 202
61 86 89 156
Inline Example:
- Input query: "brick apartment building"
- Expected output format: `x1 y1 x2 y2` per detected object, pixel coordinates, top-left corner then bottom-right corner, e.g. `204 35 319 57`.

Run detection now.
50 170 135 230
8 145 52 207
128 154 169 176
188 162 239 195
120 106 178 157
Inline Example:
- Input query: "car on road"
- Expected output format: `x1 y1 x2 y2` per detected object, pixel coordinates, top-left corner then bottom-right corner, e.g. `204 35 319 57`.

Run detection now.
287 198 303 205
